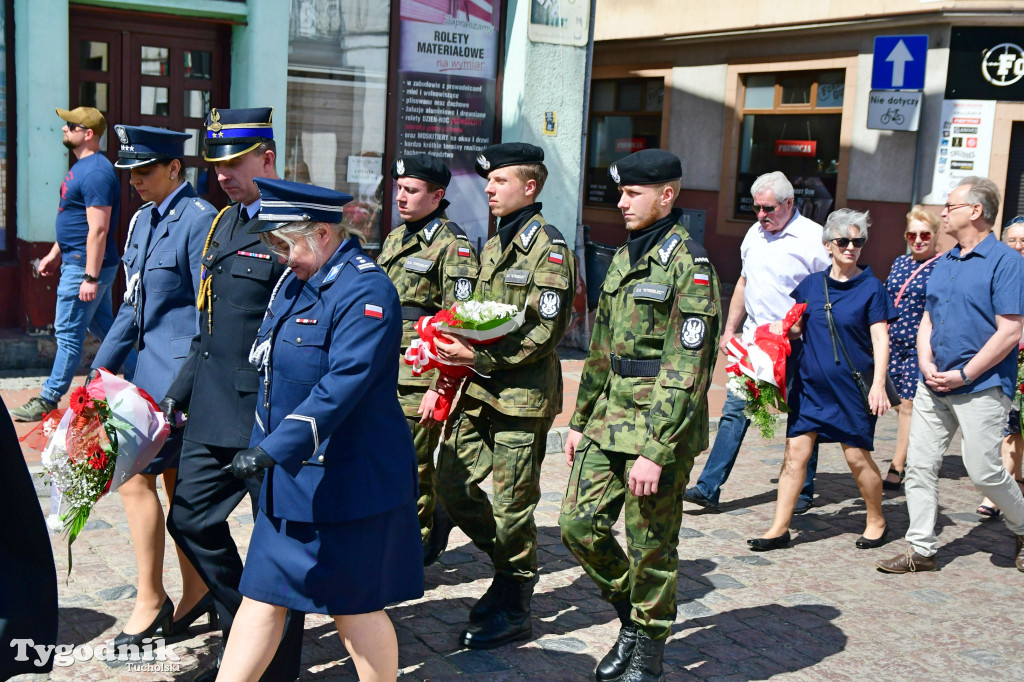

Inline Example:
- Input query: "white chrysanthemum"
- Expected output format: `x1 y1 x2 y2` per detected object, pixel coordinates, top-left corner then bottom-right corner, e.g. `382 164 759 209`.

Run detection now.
46 514 64 533
456 300 518 325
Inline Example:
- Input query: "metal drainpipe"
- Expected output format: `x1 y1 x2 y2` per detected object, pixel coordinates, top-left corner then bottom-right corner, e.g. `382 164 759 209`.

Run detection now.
574 0 598 347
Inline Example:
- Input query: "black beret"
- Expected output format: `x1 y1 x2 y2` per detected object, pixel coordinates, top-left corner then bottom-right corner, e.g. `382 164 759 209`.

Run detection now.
474 142 544 178
391 154 451 188
609 149 682 186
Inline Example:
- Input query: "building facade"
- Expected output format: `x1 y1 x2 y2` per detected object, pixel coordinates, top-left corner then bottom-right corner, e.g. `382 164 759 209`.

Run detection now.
587 1 1024 284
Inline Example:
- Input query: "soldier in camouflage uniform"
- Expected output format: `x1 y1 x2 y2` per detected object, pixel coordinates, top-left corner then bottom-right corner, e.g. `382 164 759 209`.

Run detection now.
433 143 576 649
559 149 721 682
377 154 479 566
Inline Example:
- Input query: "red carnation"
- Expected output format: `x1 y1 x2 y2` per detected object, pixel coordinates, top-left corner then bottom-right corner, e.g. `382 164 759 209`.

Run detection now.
747 378 761 400
88 446 108 471
70 386 95 415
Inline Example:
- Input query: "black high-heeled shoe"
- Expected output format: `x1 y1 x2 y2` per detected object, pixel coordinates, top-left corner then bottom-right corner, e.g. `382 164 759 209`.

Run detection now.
169 592 219 637
747 531 791 552
882 466 905 491
113 597 173 650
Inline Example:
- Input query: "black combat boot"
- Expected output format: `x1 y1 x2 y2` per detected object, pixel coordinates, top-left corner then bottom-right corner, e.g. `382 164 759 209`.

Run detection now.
423 503 454 567
468 574 509 623
618 631 665 682
460 576 534 649
595 599 638 681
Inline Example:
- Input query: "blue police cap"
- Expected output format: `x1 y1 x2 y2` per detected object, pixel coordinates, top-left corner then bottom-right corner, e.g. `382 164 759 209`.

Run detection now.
113 125 191 169
204 107 274 162
249 178 354 232
474 142 544 178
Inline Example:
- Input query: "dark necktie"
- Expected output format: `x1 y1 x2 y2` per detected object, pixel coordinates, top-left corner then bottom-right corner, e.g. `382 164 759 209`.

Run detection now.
239 207 250 223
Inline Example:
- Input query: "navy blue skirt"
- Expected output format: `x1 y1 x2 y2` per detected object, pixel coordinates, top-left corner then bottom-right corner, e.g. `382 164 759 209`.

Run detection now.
140 429 182 474
240 501 424 614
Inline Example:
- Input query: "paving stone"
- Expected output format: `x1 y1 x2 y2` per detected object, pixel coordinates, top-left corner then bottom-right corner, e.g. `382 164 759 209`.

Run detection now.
678 601 715 618
535 636 588 653
909 588 951 604
445 649 512 673
438 549 474 565
789 515 832 531
540 492 562 502
724 507 753 515
83 519 112 530
233 513 254 525
703 574 746 590
958 649 1009 666
678 527 705 539
96 584 137 601
729 554 772 566
947 511 983 522
709 528 741 540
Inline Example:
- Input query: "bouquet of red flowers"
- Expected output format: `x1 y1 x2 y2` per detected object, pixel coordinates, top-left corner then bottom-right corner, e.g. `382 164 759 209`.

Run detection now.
404 300 525 421
724 303 807 439
40 369 170 571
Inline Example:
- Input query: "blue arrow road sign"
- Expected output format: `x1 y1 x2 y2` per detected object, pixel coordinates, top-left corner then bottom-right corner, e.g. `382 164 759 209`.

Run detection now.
872 35 928 90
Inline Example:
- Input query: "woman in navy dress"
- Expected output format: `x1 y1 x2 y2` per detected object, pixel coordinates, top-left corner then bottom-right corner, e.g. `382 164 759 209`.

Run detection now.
882 206 941 490
749 209 897 552
91 125 214 648
217 178 422 682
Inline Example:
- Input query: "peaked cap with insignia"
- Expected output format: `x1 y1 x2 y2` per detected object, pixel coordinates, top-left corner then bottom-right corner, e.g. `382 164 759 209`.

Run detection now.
249 178 353 232
113 125 190 169
391 153 451 188
609 148 682 186
474 142 544 178
203 107 274 162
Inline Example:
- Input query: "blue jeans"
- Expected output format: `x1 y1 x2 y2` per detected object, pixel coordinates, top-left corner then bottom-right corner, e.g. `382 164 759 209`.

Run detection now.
693 389 818 505
40 263 136 404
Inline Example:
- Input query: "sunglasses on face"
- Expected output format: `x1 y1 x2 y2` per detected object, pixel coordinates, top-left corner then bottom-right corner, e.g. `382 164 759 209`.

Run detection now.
905 231 932 243
752 204 780 214
831 237 866 248
66 123 88 132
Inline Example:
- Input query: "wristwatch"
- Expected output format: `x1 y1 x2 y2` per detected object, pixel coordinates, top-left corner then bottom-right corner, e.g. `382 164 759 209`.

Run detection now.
959 368 973 385
82 273 99 283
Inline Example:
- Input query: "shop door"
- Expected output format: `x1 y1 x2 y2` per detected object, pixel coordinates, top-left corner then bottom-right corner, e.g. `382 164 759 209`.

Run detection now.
68 7 231 299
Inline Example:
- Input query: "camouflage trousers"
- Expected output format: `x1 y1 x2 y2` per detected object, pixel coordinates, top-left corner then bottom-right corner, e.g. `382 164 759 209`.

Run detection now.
436 397 553 581
559 437 695 640
407 416 443 542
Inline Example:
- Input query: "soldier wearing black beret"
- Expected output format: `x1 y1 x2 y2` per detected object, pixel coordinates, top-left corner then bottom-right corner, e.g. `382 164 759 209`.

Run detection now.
433 142 576 648
560 148 722 682
376 153 478 567
162 107 302 682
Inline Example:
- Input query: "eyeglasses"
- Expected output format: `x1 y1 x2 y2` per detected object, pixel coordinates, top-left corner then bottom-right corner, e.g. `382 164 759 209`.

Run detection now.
752 204 780 214
943 202 972 212
905 231 932 243
831 237 866 248
65 123 88 132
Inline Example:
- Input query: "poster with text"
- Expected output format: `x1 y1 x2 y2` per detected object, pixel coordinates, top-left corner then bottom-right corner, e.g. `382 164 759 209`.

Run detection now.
924 99 996 205
395 0 503 248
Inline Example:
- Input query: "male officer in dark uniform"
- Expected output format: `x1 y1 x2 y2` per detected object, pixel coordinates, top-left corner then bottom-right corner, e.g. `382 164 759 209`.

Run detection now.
377 153 478 566
162 107 302 682
559 150 721 682
433 142 576 649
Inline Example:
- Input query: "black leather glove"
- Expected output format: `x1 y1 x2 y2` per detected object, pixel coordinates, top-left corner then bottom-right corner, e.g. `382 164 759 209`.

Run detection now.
86 368 99 385
157 397 180 430
226 447 275 479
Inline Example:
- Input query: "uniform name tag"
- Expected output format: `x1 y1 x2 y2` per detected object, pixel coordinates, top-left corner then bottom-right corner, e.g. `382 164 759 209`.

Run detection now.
404 257 434 273
504 269 530 286
633 283 670 301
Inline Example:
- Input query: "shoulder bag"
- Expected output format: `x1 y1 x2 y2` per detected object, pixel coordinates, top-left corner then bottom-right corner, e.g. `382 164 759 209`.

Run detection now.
822 275 901 415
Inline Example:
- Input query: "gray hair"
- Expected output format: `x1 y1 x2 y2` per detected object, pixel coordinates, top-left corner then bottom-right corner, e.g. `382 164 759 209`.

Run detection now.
822 208 871 243
957 176 1000 226
750 171 794 203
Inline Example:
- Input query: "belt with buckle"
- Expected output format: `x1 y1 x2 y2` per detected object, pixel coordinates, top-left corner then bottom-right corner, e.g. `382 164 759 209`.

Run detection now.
609 354 660 378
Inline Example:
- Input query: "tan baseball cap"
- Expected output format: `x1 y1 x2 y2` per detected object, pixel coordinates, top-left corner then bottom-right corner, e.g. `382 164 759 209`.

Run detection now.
56 106 106 137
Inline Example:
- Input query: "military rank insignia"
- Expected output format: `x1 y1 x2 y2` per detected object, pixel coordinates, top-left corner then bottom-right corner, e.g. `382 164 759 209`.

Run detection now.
539 290 560 319
364 304 383 319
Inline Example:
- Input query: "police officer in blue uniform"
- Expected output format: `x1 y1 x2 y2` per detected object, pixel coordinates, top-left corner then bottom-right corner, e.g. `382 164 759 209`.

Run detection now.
216 178 423 682
161 107 302 682
90 125 214 651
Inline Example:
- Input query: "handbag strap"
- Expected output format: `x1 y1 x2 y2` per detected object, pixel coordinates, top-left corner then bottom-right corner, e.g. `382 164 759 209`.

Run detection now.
822 274 861 375
893 253 942 308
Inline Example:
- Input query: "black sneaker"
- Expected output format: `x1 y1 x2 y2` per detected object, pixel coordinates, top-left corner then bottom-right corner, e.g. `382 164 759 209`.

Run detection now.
10 396 58 422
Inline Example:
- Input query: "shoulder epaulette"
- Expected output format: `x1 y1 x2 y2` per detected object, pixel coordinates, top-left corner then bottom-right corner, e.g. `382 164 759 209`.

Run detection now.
685 238 710 263
542 224 567 247
192 199 208 211
445 220 468 239
350 254 378 273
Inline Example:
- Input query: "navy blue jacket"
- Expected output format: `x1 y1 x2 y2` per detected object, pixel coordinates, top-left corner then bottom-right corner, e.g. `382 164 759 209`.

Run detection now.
251 238 417 524
93 183 214 402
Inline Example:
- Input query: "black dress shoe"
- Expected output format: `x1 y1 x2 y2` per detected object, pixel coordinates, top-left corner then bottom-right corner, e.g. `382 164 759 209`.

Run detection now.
855 527 889 549
170 592 219 637
113 597 174 652
747 531 791 552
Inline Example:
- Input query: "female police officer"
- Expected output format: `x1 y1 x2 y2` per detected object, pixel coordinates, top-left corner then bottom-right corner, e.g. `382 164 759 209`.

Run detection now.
217 178 422 682
91 125 214 648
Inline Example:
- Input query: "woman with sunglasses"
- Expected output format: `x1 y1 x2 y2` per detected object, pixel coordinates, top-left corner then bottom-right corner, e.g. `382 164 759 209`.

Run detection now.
976 216 1024 518
882 206 943 491
749 209 897 552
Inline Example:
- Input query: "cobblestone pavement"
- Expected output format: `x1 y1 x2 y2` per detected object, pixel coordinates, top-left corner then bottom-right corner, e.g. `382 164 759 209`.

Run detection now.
6 366 1024 680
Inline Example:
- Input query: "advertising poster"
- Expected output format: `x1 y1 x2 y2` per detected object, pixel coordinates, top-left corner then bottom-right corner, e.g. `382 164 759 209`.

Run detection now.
395 0 503 247
925 99 996 204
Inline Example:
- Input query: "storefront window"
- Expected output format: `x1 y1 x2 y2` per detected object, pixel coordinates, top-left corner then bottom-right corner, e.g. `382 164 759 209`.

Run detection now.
585 78 663 206
735 70 843 224
286 0 390 249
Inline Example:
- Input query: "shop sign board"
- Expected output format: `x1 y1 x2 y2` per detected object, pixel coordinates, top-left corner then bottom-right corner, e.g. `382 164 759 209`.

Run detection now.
947 27 1024 102
773 140 817 157
924 99 997 204
866 90 922 131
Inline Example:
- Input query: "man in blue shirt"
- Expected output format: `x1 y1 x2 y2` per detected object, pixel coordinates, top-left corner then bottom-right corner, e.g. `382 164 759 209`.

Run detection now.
878 176 1024 574
11 107 129 421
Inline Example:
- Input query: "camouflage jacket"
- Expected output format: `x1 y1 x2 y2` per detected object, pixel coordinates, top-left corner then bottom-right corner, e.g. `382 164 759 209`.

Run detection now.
569 218 721 467
377 213 479 415
464 211 576 418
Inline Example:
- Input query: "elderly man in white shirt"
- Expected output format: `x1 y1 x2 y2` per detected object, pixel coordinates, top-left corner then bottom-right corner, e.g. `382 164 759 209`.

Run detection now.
685 171 830 511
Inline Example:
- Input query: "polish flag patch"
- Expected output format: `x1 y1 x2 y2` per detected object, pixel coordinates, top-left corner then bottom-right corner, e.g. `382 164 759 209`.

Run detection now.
549 251 564 265
458 246 471 258
364 304 383 319
693 273 710 286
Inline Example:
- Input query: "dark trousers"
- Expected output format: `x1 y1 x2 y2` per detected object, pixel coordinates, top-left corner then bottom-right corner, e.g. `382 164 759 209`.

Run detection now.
167 439 304 680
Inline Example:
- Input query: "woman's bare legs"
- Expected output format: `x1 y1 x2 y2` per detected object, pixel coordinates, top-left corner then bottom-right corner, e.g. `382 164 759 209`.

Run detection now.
979 433 1024 513
216 599 287 681
885 398 913 486
161 469 209 620
841 444 886 539
335 611 399 682
762 433 817 539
